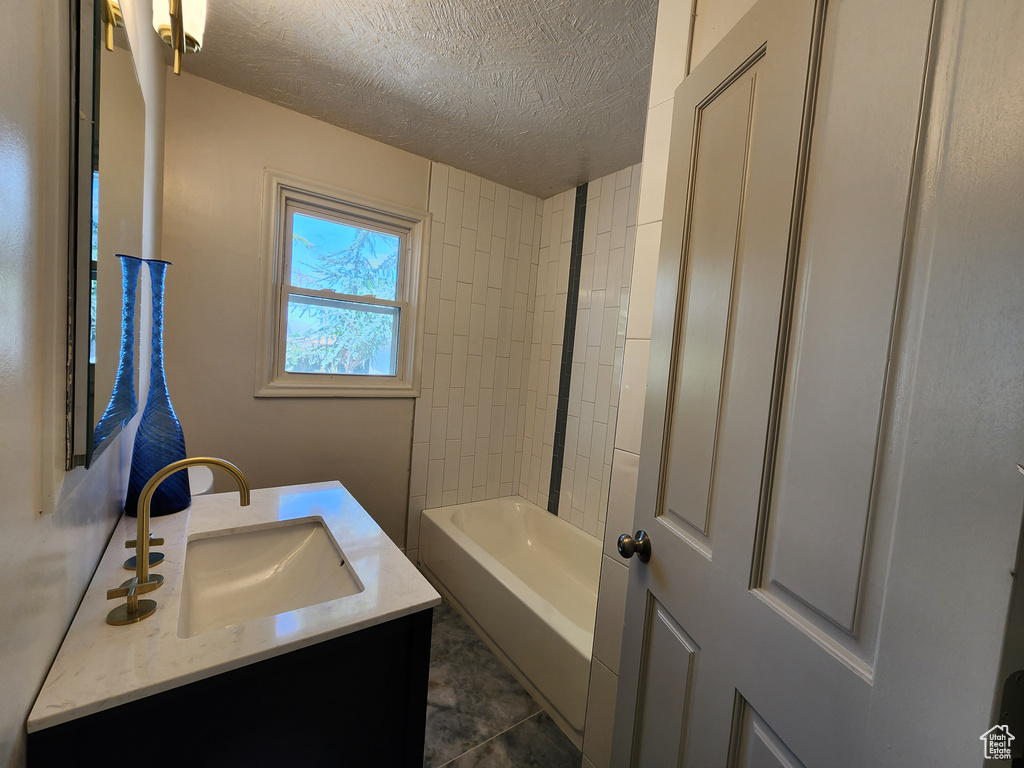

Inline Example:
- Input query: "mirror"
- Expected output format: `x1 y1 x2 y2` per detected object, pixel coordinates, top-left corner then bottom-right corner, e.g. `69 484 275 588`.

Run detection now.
67 0 146 468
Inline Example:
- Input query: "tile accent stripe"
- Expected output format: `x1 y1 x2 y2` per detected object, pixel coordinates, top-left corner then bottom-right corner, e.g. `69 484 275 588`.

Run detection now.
547 183 589 513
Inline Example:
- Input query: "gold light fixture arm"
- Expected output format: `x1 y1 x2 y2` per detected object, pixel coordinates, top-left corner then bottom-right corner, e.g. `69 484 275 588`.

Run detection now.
103 0 124 52
169 0 184 75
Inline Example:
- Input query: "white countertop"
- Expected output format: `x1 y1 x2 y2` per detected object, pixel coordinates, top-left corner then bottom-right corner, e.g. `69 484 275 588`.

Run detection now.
28 481 440 732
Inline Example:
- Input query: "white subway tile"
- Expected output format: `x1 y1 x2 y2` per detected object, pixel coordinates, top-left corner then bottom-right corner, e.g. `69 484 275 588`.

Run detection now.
637 99 673 226
461 406 478 450
592 233 609 294
440 244 459 300
568 360 584 418
407 496 425 550
463 173 480 224
444 188 464 240
446 388 464 440
615 339 650 453
587 292 605 348
486 453 501 497
458 236 475 283
477 196 495 251
493 185 509 238
429 407 448 459
561 193 575 243
473 439 489 486
443 439 461 490
459 455 475 497
489 406 505 454
413 387 433 442
583 346 600 403
508 341 524 389
451 335 468 389
493 357 509 405
477 389 493 435
585 476 602 535
428 164 449 220
428 224 445 280
626 221 661 340
454 282 472 337
501 437 515 482
590 422 608 479
604 449 639 559
465 353 482 401
421 332 437 388
469 304 485 356
600 306 618 366
424 278 441 335
583 658 618 768
426 459 444 508
410 443 428 497
564 415 580 462
595 364 613 423
433 352 452 397
610 186 630 251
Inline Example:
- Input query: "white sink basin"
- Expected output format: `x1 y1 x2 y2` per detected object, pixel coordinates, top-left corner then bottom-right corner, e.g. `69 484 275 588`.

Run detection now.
177 517 363 637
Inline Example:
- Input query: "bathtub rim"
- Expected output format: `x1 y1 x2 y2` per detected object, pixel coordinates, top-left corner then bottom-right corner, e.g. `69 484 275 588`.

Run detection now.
420 496 600 659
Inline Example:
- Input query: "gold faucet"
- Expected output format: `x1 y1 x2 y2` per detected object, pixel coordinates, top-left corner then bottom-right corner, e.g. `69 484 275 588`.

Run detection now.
106 457 251 626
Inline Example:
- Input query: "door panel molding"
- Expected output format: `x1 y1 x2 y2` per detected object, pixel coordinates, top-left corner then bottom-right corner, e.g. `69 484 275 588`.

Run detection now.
727 692 807 768
630 596 700 767
750 0 939 670
661 59 761 548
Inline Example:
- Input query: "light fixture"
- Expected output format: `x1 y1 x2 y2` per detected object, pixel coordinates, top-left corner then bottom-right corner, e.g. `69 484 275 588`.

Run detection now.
102 0 124 52
153 0 207 75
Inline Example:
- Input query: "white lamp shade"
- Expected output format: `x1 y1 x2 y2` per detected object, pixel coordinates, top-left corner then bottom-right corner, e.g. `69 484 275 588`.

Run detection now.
153 0 207 52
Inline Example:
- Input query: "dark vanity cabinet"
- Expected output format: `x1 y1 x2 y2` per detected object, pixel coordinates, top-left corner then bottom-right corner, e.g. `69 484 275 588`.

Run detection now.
28 609 433 768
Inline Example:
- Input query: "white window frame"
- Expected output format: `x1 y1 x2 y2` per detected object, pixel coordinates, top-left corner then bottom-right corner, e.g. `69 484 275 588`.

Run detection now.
255 170 430 397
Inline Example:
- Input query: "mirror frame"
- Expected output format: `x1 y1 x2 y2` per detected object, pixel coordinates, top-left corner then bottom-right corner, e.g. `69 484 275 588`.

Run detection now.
66 0 100 469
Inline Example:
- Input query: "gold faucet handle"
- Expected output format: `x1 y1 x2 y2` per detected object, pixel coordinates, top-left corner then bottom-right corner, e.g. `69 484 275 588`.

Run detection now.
106 573 164 600
125 535 164 548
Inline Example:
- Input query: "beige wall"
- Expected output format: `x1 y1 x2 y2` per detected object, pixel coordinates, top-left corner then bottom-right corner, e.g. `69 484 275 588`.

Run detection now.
161 73 431 547
581 1 755 766
0 1 166 765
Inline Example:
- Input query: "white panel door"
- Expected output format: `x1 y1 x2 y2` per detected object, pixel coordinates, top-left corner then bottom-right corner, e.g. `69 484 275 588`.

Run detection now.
611 0 1024 765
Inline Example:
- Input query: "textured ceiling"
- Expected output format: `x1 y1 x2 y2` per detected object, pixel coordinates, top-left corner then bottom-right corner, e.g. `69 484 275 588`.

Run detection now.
181 0 658 198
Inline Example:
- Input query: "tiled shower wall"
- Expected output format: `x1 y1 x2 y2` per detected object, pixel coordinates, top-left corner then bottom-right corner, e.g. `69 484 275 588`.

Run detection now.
406 164 544 556
518 166 641 539
407 162 642 556
518 186 575 512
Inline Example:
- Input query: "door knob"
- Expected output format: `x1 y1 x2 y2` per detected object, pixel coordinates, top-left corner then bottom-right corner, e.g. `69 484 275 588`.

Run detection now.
618 530 651 563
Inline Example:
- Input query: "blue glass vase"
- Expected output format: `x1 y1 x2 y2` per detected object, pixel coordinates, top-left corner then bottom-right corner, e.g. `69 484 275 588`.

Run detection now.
93 254 141 449
125 259 190 517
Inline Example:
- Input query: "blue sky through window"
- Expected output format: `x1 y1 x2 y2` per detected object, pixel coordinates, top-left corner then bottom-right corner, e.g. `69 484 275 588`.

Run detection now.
290 212 400 300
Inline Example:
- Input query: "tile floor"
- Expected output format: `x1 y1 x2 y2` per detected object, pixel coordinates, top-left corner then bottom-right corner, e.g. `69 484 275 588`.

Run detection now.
424 599 581 767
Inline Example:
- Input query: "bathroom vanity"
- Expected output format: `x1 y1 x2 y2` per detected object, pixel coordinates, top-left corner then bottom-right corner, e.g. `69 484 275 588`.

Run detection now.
27 481 440 767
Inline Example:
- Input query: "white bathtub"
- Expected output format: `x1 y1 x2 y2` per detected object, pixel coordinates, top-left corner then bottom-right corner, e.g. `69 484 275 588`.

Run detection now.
419 495 602 746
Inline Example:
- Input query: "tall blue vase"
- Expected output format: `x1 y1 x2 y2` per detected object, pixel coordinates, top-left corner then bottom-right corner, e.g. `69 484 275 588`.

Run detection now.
93 254 141 449
125 259 190 517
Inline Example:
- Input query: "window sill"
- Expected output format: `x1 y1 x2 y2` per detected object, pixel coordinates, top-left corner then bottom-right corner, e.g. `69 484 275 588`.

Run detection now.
255 376 420 398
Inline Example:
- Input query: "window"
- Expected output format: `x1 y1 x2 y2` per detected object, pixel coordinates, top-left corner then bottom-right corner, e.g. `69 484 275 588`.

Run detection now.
256 172 429 396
